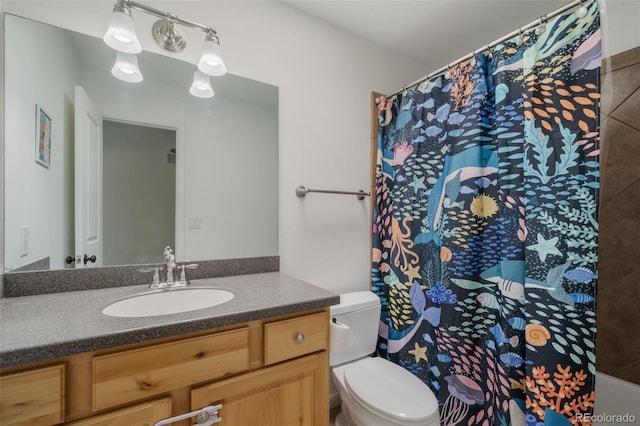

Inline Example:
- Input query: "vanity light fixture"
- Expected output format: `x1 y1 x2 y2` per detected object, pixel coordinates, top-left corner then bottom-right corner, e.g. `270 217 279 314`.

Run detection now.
197 29 227 76
111 52 144 82
103 0 227 91
189 69 215 98
103 0 142 54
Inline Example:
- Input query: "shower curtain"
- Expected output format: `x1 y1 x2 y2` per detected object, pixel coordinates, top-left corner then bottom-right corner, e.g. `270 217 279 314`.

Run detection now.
372 2 600 425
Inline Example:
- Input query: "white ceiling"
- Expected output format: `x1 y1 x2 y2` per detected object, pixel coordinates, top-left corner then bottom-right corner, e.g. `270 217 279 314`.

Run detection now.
282 0 569 70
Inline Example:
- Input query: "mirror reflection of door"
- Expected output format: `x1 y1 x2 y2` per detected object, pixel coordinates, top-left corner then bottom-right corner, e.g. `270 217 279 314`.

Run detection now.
74 86 103 268
102 120 176 266
74 86 176 268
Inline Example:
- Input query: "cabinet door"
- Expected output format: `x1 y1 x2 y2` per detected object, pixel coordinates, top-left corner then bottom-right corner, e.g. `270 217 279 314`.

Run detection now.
0 364 65 426
191 352 329 426
67 397 171 426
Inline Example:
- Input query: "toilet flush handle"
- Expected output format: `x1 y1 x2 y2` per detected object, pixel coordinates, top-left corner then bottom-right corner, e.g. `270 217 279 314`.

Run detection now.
296 333 305 344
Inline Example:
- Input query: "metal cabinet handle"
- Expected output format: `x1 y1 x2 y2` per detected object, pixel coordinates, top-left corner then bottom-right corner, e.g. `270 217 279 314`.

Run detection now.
154 404 222 426
83 254 97 264
296 333 305 344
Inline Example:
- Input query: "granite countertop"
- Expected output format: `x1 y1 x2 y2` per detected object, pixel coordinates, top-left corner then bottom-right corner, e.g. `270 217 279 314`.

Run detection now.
0 272 339 368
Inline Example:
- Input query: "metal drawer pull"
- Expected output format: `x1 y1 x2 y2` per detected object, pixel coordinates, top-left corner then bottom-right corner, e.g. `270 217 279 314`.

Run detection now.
296 333 305 344
154 404 222 426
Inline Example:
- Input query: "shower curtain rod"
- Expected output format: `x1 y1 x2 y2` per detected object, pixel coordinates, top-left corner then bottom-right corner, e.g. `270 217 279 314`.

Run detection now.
383 0 584 100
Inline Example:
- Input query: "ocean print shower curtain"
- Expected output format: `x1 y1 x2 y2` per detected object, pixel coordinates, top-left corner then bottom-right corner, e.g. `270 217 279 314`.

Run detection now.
372 2 601 425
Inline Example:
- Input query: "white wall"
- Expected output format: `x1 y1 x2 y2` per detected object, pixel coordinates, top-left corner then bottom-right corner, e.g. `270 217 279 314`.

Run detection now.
2 0 426 293
600 0 640 58
4 14 80 271
180 100 279 261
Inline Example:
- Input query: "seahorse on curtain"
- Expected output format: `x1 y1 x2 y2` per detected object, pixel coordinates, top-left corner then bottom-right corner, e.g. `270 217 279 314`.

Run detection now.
372 2 600 425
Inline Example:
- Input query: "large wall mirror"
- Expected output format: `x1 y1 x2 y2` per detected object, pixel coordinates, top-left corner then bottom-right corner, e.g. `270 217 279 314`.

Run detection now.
3 13 279 273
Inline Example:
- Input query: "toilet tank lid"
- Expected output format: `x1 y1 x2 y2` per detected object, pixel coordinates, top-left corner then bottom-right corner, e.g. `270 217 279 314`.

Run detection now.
330 291 380 316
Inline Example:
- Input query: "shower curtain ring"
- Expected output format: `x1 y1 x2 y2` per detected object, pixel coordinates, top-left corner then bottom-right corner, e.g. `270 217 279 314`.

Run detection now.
576 0 588 18
535 16 547 36
444 64 452 79
484 44 493 60
516 29 524 46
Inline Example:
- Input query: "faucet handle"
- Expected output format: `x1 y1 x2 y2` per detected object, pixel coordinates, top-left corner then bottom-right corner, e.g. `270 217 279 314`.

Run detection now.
140 266 162 287
177 265 188 286
176 264 199 286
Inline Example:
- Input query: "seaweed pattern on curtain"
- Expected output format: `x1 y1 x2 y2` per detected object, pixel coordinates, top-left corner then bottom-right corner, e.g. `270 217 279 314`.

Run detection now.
372 3 600 426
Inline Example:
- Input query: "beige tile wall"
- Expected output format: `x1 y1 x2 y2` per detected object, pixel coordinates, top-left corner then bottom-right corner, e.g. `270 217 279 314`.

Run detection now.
598 46 640 385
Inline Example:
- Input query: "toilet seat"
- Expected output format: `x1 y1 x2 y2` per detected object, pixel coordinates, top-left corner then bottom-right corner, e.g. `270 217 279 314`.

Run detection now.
342 357 438 424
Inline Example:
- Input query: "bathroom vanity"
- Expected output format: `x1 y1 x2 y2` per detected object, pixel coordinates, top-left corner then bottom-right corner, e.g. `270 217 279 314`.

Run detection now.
0 272 338 425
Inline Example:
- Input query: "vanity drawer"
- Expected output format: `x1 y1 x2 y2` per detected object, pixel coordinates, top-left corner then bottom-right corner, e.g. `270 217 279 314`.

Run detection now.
68 397 171 425
0 364 65 425
93 327 249 411
264 311 328 365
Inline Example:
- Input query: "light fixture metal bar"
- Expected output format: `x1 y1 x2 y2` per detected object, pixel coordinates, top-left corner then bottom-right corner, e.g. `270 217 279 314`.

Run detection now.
127 0 217 35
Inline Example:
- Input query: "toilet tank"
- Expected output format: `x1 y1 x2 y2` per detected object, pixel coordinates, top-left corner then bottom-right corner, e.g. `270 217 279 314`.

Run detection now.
330 291 381 367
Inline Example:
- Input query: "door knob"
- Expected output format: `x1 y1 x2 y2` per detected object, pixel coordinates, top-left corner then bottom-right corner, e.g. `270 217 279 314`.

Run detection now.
83 254 97 264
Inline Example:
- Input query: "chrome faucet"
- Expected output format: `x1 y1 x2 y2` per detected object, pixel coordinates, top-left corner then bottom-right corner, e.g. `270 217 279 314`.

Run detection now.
163 246 176 285
140 246 199 289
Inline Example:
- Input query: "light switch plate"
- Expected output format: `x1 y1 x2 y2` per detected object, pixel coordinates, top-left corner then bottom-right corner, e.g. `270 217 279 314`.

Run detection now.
188 216 202 229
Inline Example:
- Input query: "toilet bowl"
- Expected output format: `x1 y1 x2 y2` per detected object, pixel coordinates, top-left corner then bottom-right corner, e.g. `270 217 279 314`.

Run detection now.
332 357 440 426
330 291 440 426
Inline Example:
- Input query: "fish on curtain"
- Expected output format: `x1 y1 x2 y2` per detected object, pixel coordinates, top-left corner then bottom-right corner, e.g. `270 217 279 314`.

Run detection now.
372 1 601 425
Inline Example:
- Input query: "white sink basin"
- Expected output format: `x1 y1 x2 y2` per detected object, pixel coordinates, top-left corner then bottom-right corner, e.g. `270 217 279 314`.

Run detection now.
102 287 234 318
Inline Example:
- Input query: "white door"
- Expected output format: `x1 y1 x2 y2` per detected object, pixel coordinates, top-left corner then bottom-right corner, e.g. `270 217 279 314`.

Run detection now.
74 86 103 268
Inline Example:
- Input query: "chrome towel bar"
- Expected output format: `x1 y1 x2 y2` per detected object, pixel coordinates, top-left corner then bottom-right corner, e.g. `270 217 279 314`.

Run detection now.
295 185 370 201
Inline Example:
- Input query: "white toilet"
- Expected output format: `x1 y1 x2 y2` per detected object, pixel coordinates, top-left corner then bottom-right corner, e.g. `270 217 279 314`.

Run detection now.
330 291 440 426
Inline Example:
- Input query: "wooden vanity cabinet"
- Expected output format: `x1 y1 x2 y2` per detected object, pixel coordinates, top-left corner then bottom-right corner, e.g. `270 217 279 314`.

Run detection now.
92 328 251 411
264 311 328 365
191 311 331 426
192 352 328 426
0 308 330 426
0 364 65 425
66 397 172 426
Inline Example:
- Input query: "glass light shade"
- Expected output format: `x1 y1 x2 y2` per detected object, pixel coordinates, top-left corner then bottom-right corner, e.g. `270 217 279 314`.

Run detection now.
111 52 143 83
103 10 142 54
197 40 227 76
189 70 214 98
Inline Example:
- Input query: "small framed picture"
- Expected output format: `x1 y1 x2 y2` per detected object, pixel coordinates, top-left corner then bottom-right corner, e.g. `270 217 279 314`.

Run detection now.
35 104 51 168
